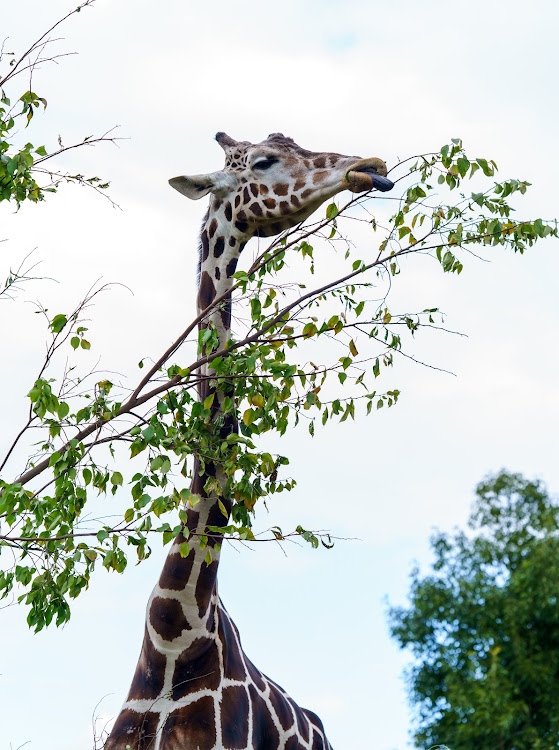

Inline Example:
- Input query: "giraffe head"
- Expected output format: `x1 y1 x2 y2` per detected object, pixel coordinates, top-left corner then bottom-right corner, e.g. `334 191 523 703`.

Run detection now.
169 132 393 238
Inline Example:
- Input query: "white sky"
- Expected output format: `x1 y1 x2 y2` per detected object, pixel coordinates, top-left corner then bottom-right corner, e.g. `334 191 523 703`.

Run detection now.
1 1 558 748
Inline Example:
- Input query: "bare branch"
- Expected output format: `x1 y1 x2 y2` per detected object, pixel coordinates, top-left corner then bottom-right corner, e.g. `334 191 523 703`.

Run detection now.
0 0 97 88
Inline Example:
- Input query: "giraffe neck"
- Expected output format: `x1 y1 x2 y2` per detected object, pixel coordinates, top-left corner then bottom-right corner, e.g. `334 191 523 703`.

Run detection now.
197 200 249 355
143 202 249 660
193 200 249 509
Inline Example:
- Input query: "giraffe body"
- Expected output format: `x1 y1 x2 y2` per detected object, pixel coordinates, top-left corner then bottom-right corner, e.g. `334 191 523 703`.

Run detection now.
105 133 392 750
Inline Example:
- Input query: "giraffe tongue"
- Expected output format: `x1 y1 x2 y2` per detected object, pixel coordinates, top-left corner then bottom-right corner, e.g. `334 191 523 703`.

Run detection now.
360 171 394 192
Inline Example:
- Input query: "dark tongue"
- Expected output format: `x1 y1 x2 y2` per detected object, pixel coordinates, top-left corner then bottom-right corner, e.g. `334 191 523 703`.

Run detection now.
361 171 394 192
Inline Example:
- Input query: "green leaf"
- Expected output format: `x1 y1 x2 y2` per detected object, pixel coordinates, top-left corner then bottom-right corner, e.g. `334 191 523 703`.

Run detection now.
57 402 69 419
476 157 495 176
50 314 67 333
326 203 339 220
142 425 155 441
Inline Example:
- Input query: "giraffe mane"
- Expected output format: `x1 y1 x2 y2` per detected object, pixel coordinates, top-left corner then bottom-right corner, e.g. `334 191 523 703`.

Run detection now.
197 208 209 282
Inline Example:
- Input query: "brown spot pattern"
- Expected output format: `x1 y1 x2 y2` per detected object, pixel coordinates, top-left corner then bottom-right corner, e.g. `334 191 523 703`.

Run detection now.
198 271 216 310
221 685 250 748
104 709 160 750
158 547 195 591
285 737 302 750
303 708 325 730
224 201 232 221
273 182 289 196
269 683 295 731
249 684 280 747
312 170 328 184
208 218 218 238
312 727 326 750
220 305 231 330
172 637 221 698
195 558 219 617
214 236 225 257
218 610 247 682
149 596 190 641
291 699 310 743
280 201 291 215
246 658 266 691
259 184 269 195
263 198 277 209
226 256 238 279
201 231 210 263
249 202 263 216
207 500 229 528
127 627 166 700
162 696 216 750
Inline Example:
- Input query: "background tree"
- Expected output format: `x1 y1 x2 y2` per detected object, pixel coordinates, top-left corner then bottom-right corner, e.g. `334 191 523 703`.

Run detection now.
389 471 559 750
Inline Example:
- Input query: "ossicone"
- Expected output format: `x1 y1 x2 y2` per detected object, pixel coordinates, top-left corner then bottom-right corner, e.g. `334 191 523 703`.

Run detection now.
215 132 238 150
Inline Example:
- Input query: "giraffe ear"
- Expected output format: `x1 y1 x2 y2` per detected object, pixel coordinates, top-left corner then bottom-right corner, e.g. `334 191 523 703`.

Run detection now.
168 174 217 200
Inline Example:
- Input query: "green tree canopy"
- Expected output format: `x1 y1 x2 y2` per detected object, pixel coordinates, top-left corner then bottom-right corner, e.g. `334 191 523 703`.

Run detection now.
389 471 559 750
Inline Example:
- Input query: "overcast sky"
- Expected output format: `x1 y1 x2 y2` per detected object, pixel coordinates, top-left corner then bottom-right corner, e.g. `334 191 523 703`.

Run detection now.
2 1 559 749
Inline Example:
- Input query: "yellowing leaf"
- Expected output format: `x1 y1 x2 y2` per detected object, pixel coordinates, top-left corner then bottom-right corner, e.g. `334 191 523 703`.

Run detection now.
243 409 256 426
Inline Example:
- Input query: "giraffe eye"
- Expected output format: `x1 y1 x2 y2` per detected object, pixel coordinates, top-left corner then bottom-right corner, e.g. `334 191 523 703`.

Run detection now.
253 158 278 171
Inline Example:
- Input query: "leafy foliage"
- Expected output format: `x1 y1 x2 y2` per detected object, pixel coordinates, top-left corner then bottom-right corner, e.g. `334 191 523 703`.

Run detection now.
1 136 556 631
389 471 559 750
0 0 115 206
1 10 558 632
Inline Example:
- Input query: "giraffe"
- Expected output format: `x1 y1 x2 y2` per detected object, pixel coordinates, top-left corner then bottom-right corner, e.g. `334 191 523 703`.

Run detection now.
104 132 393 750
